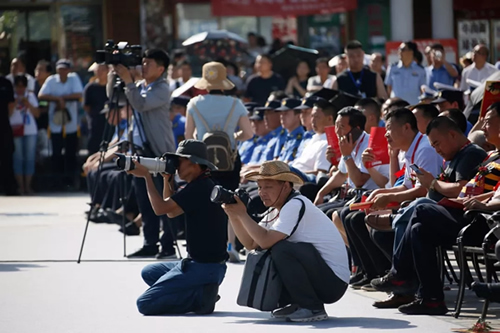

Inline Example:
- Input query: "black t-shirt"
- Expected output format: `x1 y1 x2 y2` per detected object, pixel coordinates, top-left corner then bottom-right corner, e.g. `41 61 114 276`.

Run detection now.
171 173 228 263
336 68 378 98
83 82 108 119
245 73 285 105
0 76 15 132
427 143 487 201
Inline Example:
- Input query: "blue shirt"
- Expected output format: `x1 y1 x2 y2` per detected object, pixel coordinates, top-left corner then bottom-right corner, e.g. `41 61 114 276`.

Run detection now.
426 65 456 88
385 61 426 105
297 129 314 157
257 126 287 163
378 119 385 127
172 113 186 148
247 132 275 165
275 126 306 162
239 135 258 164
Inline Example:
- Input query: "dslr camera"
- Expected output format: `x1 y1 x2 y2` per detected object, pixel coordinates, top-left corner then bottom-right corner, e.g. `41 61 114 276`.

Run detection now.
211 185 250 206
96 40 142 67
115 153 178 175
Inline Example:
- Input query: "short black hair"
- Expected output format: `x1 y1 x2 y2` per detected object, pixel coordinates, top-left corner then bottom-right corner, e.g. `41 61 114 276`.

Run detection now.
247 32 256 37
258 54 273 63
337 106 366 130
355 98 381 120
430 43 445 52
37 60 52 73
413 104 439 120
386 98 410 110
426 115 463 135
403 41 418 54
345 40 363 51
440 108 467 134
144 48 170 70
179 60 191 67
316 57 329 66
488 102 500 115
385 108 418 132
314 102 336 118
14 74 28 87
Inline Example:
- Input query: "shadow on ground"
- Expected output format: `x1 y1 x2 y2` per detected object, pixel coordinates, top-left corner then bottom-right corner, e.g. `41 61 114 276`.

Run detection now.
0 264 45 272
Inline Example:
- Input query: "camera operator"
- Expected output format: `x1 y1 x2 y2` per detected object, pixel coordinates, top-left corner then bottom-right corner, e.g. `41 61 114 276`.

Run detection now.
222 161 349 322
109 48 177 258
127 140 227 315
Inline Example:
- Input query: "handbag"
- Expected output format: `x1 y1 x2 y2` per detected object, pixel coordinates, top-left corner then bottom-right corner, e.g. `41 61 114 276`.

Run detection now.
237 197 305 311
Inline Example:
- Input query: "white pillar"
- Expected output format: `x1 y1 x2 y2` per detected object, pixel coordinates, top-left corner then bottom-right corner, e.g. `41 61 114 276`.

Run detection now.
390 0 413 41
432 0 454 39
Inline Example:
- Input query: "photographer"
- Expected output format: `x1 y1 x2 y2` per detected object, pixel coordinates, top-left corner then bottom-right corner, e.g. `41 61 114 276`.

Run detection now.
222 161 349 322
127 140 227 315
109 48 177 258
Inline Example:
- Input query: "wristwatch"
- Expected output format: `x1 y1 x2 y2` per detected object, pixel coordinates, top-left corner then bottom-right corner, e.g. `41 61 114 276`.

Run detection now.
342 155 353 162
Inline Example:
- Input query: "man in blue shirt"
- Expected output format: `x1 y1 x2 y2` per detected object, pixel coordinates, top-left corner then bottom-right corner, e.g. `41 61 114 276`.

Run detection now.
295 95 321 156
246 109 274 164
274 98 305 162
426 43 459 89
170 96 189 147
238 102 261 164
385 41 427 105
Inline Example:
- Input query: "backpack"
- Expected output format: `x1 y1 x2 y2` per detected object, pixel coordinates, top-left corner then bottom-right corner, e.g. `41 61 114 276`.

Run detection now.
191 98 238 171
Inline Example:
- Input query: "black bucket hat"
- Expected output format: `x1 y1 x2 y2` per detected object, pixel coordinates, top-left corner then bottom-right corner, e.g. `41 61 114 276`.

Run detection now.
163 139 217 170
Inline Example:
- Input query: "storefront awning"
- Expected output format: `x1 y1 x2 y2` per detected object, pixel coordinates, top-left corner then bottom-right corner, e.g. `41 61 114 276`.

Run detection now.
211 0 357 17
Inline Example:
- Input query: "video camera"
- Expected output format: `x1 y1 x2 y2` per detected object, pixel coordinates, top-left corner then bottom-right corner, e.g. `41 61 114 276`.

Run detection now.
211 185 250 206
96 40 142 67
115 153 178 175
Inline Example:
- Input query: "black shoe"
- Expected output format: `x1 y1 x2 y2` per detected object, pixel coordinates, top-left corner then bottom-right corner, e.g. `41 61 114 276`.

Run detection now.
127 246 158 258
119 221 140 236
107 210 131 225
349 269 365 284
373 293 415 309
155 251 178 260
351 276 372 290
89 209 112 223
194 284 219 315
398 299 448 315
472 282 500 303
371 273 417 294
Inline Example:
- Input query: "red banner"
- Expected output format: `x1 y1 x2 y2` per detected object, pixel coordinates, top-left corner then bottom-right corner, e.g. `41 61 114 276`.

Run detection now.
211 0 357 17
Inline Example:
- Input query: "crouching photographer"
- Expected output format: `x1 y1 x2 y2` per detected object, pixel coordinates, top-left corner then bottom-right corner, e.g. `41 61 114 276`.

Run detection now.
221 161 349 322
125 140 228 315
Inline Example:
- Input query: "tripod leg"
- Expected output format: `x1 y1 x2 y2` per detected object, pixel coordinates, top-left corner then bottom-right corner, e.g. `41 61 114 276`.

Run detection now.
121 172 128 257
77 203 93 264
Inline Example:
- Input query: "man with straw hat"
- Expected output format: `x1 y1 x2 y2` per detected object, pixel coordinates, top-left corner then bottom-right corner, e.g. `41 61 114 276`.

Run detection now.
222 161 349 322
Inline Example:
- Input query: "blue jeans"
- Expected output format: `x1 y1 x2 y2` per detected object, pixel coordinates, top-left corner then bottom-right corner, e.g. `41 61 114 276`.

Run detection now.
13 134 37 175
392 197 436 253
137 260 227 315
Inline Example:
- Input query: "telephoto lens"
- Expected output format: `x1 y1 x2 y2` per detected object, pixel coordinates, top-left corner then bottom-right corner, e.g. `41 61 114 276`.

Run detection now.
114 153 178 174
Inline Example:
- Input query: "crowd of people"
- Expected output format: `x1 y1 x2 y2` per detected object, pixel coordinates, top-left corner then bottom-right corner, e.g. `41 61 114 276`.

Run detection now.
2 35 500 322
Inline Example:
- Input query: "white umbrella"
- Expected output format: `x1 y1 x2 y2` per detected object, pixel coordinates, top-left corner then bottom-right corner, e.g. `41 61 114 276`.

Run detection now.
182 30 247 46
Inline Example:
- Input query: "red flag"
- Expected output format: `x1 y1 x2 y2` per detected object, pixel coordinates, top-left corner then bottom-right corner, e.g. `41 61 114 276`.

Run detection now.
324 126 341 166
366 127 389 169
480 81 500 117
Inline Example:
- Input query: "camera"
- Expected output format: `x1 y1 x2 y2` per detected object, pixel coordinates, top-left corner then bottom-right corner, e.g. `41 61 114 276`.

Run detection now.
211 185 250 206
115 153 178 175
96 40 142 67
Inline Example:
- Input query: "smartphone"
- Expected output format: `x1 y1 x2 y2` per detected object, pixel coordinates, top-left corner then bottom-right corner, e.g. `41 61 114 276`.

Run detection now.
347 127 363 143
409 164 423 175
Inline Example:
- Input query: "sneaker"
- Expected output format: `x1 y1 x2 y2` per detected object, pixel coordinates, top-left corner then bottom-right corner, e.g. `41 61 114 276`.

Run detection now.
271 304 299 319
118 221 140 236
371 273 417 294
349 269 365 284
155 251 178 260
194 284 219 315
361 284 377 292
351 276 371 290
398 298 448 315
227 246 241 263
127 246 158 258
285 307 328 322
373 293 415 309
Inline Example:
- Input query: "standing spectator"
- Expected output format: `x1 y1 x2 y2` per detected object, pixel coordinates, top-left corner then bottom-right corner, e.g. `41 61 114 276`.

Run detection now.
245 54 285 105
460 44 499 91
426 43 459 89
83 63 109 155
385 42 427 105
38 59 83 189
370 53 386 82
169 60 192 93
10 75 40 195
424 46 432 66
285 60 310 97
328 54 348 76
0 74 17 195
460 52 473 69
34 60 52 153
330 41 388 100
7 56 36 92
307 58 333 92
247 32 265 58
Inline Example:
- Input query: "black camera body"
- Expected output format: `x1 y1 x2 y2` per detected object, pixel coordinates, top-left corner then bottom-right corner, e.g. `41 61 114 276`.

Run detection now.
211 185 250 207
115 153 178 175
96 40 142 67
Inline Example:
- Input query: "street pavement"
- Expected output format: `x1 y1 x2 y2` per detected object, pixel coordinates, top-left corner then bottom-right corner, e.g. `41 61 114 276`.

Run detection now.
0 193 499 333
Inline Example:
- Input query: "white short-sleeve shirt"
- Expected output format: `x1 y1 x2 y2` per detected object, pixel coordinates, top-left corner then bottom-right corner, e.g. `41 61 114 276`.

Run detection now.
290 133 330 172
259 195 350 283
10 91 39 136
403 132 443 189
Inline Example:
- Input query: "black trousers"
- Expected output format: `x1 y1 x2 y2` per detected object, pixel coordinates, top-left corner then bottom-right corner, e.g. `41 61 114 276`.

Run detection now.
51 132 78 185
87 163 116 206
343 210 391 278
272 241 347 310
0 137 16 194
135 176 175 253
392 203 464 301
370 229 395 261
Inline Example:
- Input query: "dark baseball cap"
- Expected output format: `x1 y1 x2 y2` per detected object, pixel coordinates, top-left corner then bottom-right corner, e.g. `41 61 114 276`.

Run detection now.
255 100 282 111
171 96 190 107
275 98 302 111
431 90 464 105
56 59 71 69
244 102 261 113
249 109 265 121
295 96 322 110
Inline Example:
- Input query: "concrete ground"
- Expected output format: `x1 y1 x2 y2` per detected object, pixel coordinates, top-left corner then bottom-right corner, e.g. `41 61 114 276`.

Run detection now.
1 193 499 333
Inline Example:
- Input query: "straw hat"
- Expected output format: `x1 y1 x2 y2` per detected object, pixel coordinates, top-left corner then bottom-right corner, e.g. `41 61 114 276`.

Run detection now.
194 62 235 91
245 161 303 185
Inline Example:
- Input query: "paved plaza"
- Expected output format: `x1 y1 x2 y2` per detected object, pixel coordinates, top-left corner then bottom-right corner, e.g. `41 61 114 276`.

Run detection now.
1 194 500 333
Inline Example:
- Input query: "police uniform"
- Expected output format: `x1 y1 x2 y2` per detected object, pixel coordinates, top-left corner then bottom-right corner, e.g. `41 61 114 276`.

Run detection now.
238 102 262 164
385 60 427 105
274 98 305 162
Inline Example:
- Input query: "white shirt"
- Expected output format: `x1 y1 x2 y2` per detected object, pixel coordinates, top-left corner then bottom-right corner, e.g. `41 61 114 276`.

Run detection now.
259 195 350 283
460 62 499 91
403 132 442 189
6 73 36 92
10 91 38 136
38 73 83 134
338 132 390 190
290 133 330 172
169 78 184 94
307 75 333 92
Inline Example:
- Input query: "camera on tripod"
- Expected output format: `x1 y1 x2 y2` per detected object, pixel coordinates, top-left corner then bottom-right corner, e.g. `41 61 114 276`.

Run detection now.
211 185 250 206
115 153 178 175
96 40 142 67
